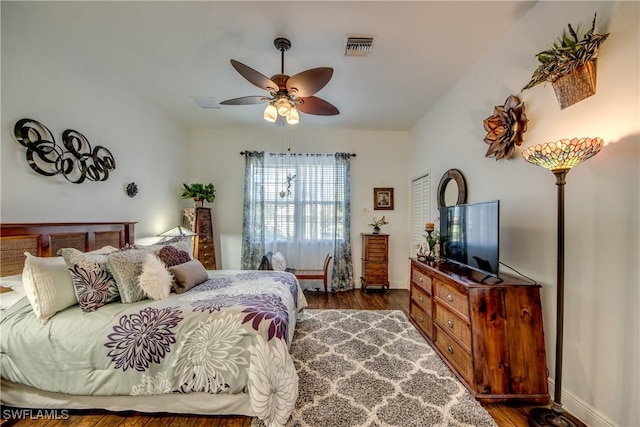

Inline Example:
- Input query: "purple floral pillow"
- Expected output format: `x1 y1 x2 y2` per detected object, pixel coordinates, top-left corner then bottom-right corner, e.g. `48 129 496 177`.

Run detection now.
157 245 191 268
64 248 120 312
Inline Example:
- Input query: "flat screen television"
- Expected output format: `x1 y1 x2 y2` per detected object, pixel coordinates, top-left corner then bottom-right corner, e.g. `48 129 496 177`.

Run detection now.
439 200 500 279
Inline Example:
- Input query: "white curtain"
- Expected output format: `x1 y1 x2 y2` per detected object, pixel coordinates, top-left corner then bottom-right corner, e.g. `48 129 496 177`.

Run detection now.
263 153 336 270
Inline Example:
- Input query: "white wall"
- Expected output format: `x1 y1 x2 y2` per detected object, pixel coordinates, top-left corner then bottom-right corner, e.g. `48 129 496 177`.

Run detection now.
0 2 190 240
189 127 411 289
409 2 639 426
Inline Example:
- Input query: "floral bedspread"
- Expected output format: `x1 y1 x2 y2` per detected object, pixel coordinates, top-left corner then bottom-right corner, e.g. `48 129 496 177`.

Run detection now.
0 270 307 427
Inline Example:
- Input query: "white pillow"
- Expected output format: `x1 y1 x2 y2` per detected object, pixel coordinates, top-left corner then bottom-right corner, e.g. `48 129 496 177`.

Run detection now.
0 286 26 310
22 253 78 322
272 252 287 272
138 254 173 300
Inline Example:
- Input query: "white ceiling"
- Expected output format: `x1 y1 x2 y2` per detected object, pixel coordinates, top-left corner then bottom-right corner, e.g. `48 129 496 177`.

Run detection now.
22 1 536 131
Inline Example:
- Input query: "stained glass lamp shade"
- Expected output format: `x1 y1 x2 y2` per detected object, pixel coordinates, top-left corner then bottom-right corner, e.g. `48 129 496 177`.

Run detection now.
522 137 603 171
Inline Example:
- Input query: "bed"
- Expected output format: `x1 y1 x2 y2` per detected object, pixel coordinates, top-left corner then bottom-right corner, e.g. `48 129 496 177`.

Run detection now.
0 222 307 427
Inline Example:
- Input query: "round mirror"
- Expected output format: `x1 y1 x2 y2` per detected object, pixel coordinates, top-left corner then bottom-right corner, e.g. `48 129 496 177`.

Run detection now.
437 169 467 209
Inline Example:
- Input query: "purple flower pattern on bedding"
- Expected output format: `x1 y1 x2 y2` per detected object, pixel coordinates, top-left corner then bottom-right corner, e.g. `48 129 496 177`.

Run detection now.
105 306 183 371
236 271 299 306
190 276 235 292
189 293 290 343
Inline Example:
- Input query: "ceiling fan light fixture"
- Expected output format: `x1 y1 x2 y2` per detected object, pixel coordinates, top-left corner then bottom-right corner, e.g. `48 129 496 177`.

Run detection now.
264 103 278 122
276 98 292 116
286 107 299 125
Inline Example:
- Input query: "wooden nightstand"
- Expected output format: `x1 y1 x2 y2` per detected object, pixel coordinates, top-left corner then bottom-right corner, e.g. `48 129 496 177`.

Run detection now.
184 207 216 270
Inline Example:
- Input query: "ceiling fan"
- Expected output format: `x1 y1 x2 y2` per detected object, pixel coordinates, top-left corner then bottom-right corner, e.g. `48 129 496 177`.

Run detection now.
220 37 339 125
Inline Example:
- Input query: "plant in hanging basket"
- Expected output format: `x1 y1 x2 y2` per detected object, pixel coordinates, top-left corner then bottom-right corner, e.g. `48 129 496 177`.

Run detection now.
522 13 609 108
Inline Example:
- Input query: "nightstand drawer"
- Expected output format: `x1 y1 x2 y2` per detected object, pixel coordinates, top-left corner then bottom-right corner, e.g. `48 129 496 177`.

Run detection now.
435 281 469 319
435 302 471 350
411 284 432 317
435 325 473 383
410 302 433 340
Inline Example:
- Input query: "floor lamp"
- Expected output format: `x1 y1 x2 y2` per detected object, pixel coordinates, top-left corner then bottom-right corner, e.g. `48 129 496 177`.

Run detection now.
522 137 603 427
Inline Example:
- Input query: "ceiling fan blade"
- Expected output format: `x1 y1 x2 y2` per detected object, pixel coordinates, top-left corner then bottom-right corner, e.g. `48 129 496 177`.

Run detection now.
230 60 279 93
296 96 340 116
286 67 333 97
220 96 269 105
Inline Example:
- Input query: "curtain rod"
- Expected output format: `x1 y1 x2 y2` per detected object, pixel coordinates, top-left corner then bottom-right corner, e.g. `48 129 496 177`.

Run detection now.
240 151 356 157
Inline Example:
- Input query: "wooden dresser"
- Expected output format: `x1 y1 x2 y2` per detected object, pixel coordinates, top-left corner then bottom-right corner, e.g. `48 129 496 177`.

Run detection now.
186 207 216 270
409 258 548 403
360 233 389 293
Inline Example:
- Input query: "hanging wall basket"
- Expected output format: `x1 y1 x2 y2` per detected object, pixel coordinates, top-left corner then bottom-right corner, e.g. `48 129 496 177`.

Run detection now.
552 60 598 110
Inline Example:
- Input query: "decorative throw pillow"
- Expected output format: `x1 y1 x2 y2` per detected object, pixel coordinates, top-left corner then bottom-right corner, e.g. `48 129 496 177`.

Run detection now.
106 249 152 303
157 245 191 268
169 259 209 294
62 248 120 312
58 245 118 264
272 252 287 272
21 253 78 322
135 239 193 258
138 254 173 300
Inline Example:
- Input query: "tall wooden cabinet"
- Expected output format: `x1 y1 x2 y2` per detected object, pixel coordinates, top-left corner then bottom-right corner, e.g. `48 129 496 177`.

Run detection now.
360 233 389 293
409 258 548 403
184 207 216 270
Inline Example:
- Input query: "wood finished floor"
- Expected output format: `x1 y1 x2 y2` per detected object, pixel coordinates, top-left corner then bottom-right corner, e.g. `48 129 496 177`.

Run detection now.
1 289 585 427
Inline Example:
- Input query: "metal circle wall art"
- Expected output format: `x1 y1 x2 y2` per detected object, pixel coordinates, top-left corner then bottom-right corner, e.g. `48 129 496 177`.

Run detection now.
13 118 116 184
482 95 528 160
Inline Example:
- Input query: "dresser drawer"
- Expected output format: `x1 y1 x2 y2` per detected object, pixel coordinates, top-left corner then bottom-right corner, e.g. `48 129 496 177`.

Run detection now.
411 267 432 292
435 281 469 319
435 325 473 383
411 284 432 317
434 302 471 350
410 302 433 340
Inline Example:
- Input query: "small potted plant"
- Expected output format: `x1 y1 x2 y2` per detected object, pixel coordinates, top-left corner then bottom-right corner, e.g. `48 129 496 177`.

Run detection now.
522 13 609 109
181 183 215 207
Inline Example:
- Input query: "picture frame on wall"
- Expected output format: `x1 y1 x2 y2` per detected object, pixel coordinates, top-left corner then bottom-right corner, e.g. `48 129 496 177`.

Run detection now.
374 187 394 210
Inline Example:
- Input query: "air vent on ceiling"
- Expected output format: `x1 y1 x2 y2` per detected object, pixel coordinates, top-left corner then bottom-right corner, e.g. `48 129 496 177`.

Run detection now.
345 35 375 57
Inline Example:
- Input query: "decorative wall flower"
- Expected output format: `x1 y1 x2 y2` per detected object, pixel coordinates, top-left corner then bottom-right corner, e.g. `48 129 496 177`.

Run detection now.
483 95 528 160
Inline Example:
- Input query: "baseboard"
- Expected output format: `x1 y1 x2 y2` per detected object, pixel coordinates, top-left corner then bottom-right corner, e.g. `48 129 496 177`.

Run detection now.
548 378 616 427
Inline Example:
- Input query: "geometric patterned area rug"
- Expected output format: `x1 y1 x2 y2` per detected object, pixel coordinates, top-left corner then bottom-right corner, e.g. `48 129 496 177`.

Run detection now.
253 309 497 427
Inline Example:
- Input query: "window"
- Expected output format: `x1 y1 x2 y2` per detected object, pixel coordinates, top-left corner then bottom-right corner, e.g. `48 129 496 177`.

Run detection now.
263 156 341 244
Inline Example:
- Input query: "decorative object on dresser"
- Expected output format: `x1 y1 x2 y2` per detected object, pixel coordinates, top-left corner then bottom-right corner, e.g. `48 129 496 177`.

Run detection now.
522 137 603 427
373 187 394 210
522 13 609 109
362 208 388 235
436 169 467 209
360 233 389 293
13 118 116 183
408 258 548 403
180 182 216 207
183 207 216 270
482 95 528 160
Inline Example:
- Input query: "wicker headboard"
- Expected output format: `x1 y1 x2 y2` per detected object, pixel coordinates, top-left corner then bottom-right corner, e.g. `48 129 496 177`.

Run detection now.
0 222 136 277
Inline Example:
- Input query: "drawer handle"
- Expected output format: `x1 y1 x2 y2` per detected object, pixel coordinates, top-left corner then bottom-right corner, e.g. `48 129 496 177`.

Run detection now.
447 319 454 328
418 316 424 323
418 296 424 302
447 345 454 355
419 277 423 282
446 294 454 302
